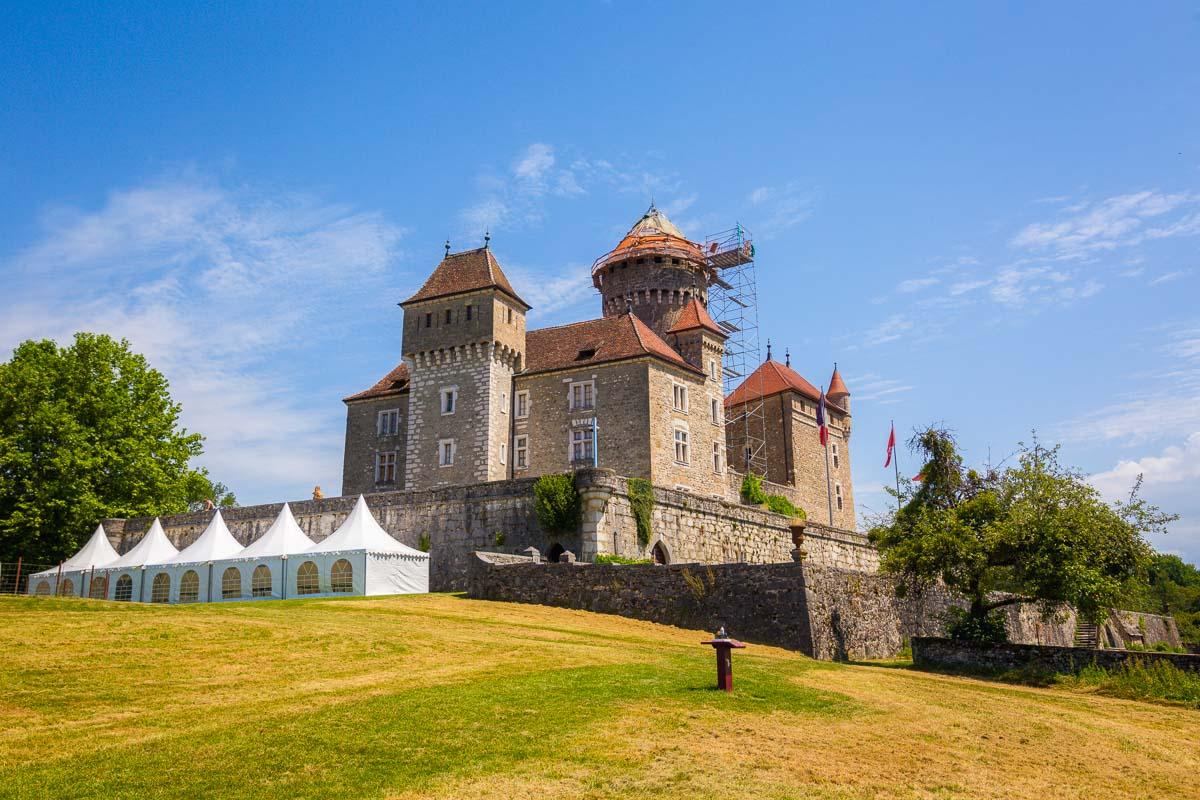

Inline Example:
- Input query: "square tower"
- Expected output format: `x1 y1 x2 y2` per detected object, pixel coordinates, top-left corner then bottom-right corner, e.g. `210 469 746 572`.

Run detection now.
399 246 528 490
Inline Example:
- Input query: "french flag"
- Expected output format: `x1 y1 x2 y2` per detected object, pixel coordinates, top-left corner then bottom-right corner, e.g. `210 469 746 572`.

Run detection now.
816 391 828 446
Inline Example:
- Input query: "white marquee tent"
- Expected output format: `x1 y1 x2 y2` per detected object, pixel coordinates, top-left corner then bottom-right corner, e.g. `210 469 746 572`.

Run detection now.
97 519 180 602
27 524 119 597
30 498 428 604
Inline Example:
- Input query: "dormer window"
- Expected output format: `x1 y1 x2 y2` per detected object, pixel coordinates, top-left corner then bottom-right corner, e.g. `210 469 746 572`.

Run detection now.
576 348 596 361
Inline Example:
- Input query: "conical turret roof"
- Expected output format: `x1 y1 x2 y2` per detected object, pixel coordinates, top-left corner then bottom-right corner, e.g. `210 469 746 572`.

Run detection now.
827 365 850 401
105 519 179 569
236 504 315 558
166 510 243 564
305 496 427 556
592 204 709 284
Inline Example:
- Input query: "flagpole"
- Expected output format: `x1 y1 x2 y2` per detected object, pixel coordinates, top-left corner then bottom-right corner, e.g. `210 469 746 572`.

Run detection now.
824 439 834 526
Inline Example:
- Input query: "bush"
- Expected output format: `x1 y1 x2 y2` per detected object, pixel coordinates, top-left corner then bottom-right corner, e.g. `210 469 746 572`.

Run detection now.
533 473 581 534
417 532 430 553
493 531 506 546
764 494 806 521
944 606 1008 644
594 554 651 565
1064 658 1200 708
741 472 767 505
626 477 654 546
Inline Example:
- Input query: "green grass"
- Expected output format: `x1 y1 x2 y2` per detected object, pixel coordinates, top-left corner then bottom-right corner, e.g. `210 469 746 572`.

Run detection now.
1059 658 1200 707
2 594 1198 800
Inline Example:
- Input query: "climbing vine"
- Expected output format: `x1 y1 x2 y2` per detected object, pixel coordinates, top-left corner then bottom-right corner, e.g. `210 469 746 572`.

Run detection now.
627 477 654 547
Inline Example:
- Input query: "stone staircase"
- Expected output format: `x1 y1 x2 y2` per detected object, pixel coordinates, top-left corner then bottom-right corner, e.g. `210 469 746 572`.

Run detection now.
1074 620 1099 649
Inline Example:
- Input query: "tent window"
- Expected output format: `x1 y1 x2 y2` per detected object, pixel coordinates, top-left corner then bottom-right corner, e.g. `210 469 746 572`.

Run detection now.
61 578 74 597
296 561 319 595
179 570 200 603
222 567 241 599
115 575 133 601
150 573 171 603
331 559 353 593
252 565 272 597
89 576 106 599
35 580 50 596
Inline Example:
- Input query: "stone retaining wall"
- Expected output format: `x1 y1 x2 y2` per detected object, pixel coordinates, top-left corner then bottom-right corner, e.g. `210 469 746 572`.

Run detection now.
913 637 1200 675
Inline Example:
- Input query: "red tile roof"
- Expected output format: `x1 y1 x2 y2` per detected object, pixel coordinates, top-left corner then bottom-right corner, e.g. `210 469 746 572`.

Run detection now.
343 362 410 402
827 365 849 399
401 247 529 308
667 298 726 338
724 359 823 407
525 314 701 376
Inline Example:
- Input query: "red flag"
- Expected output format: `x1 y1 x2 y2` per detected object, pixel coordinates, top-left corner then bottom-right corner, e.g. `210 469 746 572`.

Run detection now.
912 472 924 482
884 423 896 468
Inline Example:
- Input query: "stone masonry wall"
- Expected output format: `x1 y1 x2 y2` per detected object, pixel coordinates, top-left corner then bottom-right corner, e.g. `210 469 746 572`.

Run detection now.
913 637 1200 675
341 393 409 496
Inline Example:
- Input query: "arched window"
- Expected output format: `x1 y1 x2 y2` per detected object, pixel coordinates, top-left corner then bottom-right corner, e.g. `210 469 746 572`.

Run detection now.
652 542 669 565
222 567 241 599
35 580 50 596
296 561 319 595
331 559 353 593
179 570 200 603
547 543 565 563
150 573 171 603
61 578 75 597
251 565 271 598
89 576 106 599
115 574 133 602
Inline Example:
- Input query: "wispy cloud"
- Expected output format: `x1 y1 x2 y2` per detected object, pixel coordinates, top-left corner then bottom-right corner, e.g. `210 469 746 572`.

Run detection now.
747 182 818 237
896 277 939 293
848 372 914 404
1 170 407 502
1011 190 1200 259
1148 269 1190 286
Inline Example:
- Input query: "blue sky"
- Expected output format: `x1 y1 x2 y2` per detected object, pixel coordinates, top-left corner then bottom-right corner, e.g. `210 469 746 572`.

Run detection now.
2 3 1199 559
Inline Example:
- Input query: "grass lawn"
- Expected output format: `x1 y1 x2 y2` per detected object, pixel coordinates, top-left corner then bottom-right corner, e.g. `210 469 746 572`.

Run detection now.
0 594 1196 799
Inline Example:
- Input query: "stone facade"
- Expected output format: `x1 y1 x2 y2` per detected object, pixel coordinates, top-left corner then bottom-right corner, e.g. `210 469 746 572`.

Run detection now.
342 393 409 496
913 637 1200 675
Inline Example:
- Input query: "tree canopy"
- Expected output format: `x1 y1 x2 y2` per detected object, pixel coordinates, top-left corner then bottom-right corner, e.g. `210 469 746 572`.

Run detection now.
870 427 1174 639
0 333 233 564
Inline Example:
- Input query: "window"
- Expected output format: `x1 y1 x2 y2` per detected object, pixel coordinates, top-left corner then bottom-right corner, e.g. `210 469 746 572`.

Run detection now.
674 427 690 464
375 451 397 483
514 435 528 469
711 398 721 424
150 573 170 603
35 580 50 596
90 576 106 598
832 443 840 469
179 569 200 603
441 387 457 415
252 565 272 598
465 304 473 321
499 442 507 465
296 561 319 595
61 578 74 597
222 567 241 599
506 307 513 324
444 308 453 324
331 559 353 593
500 391 507 414
515 390 529 418
569 381 594 410
377 408 400 436
709 359 718 380
439 438 456 467
114 574 133 601
576 348 596 360
672 383 689 413
713 442 723 473
744 445 753 469
571 428 594 462
835 483 844 511
425 312 432 328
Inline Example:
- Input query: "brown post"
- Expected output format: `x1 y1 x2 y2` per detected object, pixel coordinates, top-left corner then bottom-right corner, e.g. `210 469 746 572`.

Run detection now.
54 562 64 596
13 557 22 595
701 632 747 693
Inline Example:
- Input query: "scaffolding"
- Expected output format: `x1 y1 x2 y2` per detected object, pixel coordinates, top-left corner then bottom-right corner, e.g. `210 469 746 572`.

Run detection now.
705 224 769 481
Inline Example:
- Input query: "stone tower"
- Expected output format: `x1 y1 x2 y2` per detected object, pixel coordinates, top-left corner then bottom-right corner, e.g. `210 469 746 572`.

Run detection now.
591 204 717 339
399 246 528 490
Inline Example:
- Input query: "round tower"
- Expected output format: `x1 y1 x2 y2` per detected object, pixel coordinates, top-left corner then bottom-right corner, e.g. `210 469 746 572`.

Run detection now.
591 204 716 338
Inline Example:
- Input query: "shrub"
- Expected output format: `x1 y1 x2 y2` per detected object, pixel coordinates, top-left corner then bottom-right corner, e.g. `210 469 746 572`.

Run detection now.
534 473 581 534
741 472 767 505
493 531 506 546
1065 658 1200 708
764 494 806 521
944 606 1008 644
417 532 430 553
594 554 651 565
626 477 654 547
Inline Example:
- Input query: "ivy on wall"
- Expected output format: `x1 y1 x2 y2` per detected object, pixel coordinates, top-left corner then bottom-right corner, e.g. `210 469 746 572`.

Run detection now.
627 477 654 547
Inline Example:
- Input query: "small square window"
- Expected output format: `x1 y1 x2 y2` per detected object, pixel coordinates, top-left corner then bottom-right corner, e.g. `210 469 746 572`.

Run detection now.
569 381 594 411
571 428 595 463
672 384 689 413
377 408 400 436
375 451 397 483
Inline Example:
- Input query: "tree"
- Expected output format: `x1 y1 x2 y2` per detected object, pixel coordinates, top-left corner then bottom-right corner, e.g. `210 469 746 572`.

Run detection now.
870 427 1173 640
0 333 230 564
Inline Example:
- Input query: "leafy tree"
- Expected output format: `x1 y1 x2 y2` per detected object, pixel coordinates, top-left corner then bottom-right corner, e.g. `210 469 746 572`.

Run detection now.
186 480 239 512
870 427 1173 639
0 333 229 564
1121 552 1200 642
533 473 581 534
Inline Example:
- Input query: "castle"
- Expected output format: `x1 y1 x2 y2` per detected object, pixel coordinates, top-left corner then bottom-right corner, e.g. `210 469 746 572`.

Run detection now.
341 206 856 531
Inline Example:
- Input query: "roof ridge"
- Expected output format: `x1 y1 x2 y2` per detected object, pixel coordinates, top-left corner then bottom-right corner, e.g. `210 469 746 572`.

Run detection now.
527 316 609 335
627 314 650 355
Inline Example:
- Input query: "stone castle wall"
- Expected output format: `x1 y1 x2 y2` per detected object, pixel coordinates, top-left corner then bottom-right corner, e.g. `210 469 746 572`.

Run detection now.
342 393 409 496
101 469 873 593
913 637 1200 675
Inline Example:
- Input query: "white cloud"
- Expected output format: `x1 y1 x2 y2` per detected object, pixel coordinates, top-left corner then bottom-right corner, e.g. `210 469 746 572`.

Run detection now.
1148 269 1190 286
513 143 555 182
896 277 939 293
1011 190 1200 259
1090 432 1200 500
846 372 914 404
2 172 406 503
747 182 817 238
860 314 915 346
